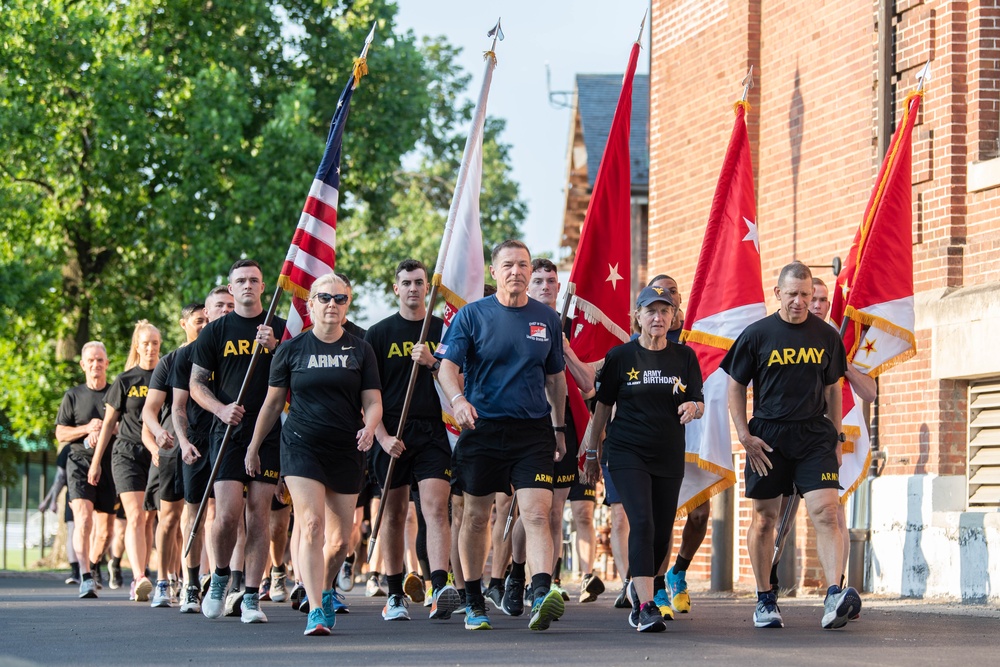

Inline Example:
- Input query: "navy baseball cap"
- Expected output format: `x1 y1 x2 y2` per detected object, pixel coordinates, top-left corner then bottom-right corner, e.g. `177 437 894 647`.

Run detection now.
635 285 676 309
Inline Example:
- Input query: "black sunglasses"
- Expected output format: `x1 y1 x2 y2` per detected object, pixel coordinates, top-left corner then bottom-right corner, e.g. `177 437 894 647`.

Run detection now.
313 293 349 305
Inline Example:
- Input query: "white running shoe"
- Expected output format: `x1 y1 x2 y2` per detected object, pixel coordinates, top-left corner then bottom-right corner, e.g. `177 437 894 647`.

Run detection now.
382 593 410 621
151 580 171 608
338 560 355 591
241 593 268 624
180 584 201 614
270 568 289 603
78 578 98 599
202 573 229 619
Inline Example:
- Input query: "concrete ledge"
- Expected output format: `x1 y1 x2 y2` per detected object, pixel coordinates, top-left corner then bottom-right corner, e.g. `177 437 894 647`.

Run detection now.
870 475 1000 602
914 283 1000 379
968 157 1000 193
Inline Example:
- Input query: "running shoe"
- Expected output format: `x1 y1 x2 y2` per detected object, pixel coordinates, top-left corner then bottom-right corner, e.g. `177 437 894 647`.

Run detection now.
500 576 525 616
627 580 641 628
403 572 425 603
108 561 123 590
78 578 97 599
180 584 201 614
423 582 434 607
365 574 386 597
821 586 861 629
319 589 342 628
429 584 461 620
65 571 80 585
528 588 566 631
299 593 310 614
224 584 244 617
637 601 666 633
151 580 171 608
383 593 410 621
199 573 211 599
258 576 271 602
240 592 267 624
134 576 153 602
289 581 306 610
614 579 631 609
129 579 136 601
524 582 535 606
331 590 349 614
464 601 492 630
653 588 671 617
484 582 504 609
270 567 288 603
202 572 229 619
168 577 180 604
754 591 784 628
91 567 104 590
304 607 331 636
337 560 355 591
551 582 570 602
667 568 691 613
579 573 605 603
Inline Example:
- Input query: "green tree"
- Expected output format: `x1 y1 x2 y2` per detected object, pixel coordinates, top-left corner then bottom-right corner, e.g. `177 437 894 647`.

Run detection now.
0 0 525 464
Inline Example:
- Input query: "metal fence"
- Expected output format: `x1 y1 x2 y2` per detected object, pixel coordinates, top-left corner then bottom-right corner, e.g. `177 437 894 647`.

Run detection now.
1 451 58 569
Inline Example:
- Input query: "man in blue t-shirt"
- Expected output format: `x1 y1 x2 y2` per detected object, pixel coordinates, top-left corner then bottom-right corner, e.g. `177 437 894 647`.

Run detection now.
436 239 568 632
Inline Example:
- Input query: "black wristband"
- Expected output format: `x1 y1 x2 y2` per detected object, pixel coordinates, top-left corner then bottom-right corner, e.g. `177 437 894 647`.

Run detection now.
431 360 441 372
553 425 567 433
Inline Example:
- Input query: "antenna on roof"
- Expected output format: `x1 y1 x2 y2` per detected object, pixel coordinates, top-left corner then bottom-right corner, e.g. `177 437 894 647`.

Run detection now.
546 62 575 109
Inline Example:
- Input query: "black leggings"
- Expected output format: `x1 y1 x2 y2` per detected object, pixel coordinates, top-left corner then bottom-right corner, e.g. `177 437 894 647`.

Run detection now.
610 468 683 578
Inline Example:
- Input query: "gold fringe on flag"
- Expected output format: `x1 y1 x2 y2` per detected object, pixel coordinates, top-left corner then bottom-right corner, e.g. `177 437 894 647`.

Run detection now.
681 329 736 351
483 50 497 66
733 99 751 115
352 56 369 88
840 449 873 504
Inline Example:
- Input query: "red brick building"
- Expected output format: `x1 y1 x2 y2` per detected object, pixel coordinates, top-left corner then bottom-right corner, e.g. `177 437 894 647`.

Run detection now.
648 0 1000 601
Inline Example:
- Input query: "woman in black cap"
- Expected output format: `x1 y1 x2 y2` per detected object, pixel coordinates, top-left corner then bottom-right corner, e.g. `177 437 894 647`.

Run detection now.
581 286 703 633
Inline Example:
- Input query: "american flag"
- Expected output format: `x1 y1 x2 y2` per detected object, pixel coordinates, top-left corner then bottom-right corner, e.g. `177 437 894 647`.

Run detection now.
279 26 374 339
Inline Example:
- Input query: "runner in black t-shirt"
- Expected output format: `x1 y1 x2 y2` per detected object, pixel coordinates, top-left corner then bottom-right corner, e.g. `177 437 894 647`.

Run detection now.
720 261 859 630
56 341 117 599
88 321 162 603
364 259 461 622
141 302 206 608
583 286 704 633
246 272 383 636
189 259 285 623
170 286 234 613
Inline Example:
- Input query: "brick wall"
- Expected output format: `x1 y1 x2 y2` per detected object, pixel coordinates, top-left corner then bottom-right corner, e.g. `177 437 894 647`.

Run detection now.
650 0 998 592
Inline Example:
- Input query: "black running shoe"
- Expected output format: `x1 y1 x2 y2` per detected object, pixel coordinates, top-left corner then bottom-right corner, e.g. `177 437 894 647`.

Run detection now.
484 582 504 610
627 580 641 628
500 576 525 616
636 601 666 632
614 579 631 609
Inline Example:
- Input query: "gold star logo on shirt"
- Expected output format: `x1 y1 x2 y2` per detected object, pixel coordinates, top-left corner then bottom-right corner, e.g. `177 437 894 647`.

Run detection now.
627 367 640 381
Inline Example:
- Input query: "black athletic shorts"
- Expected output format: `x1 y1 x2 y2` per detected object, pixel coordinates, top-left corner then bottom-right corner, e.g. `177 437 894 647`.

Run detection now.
568 477 597 503
111 440 152 495
145 448 184 511
66 446 118 514
455 416 556 497
281 429 364 495
372 419 451 490
211 426 280 486
449 447 463 497
182 434 212 505
744 417 841 499
356 451 382 507
553 442 580 489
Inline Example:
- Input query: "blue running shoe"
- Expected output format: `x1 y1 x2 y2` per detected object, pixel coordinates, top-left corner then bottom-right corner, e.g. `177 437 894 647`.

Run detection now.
320 589 340 628
464 602 492 630
528 588 565 631
304 607 331 636
667 568 691 613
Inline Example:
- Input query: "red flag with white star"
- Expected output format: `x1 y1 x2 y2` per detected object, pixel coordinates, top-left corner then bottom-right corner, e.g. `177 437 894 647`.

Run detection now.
566 40 639 362
830 90 920 379
677 101 766 516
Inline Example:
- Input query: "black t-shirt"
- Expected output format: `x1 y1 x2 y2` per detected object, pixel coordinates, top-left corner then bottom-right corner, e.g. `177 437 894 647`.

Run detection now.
56 382 111 452
720 311 847 421
149 350 177 439
167 344 214 440
104 366 154 444
364 313 444 430
595 339 704 477
269 330 381 447
344 319 367 339
189 310 287 438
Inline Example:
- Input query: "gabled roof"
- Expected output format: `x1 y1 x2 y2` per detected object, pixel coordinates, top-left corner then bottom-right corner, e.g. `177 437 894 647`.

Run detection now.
576 73 649 189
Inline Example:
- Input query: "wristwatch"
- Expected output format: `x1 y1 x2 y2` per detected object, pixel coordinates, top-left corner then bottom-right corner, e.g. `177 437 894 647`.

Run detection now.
838 432 847 443
431 360 441 372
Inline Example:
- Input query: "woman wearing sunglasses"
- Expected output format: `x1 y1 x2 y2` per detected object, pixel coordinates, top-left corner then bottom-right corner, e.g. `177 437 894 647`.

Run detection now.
245 272 383 636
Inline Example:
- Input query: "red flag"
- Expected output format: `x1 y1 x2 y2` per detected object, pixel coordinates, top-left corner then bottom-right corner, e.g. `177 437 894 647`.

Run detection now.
677 102 767 516
830 90 921 378
566 41 639 362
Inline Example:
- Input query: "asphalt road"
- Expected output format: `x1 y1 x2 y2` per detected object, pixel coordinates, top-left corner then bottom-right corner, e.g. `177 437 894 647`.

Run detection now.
1 574 998 666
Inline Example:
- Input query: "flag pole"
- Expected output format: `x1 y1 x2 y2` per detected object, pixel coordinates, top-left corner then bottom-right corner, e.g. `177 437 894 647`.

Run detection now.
184 28 376 559
368 20 501 561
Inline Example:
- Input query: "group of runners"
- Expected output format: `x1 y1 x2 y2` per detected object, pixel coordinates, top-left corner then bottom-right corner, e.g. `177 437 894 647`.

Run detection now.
49 238 864 636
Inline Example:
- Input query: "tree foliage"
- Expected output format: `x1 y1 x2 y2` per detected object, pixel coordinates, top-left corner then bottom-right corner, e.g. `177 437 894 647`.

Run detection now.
0 0 526 460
